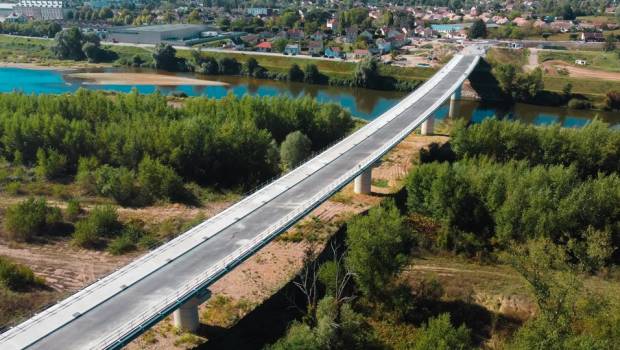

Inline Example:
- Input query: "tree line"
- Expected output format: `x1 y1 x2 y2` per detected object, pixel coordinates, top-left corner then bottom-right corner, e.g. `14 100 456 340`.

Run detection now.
146 44 421 91
408 119 620 269
0 90 353 205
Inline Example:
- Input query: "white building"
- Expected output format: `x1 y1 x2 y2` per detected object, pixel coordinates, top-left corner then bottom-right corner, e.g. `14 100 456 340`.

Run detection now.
14 1 69 20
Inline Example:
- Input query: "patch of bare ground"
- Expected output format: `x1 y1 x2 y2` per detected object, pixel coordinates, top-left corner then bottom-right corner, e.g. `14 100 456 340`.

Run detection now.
126 132 449 349
542 60 620 81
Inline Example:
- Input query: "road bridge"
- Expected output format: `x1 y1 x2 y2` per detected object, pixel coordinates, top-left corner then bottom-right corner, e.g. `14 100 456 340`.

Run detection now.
0 47 482 350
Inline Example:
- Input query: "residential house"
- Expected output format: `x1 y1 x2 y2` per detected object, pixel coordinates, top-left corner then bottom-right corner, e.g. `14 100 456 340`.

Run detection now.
512 17 530 27
326 18 338 31
310 30 324 41
308 40 324 56
2 12 26 22
352 49 371 59
551 20 573 32
324 46 342 58
287 28 304 41
284 43 300 55
387 33 407 48
581 32 604 42
255 41 272 52
241 34 259 46
376 38 392 53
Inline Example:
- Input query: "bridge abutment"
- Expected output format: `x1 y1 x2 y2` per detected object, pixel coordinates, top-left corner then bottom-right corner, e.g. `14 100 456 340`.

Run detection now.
354 168 372 194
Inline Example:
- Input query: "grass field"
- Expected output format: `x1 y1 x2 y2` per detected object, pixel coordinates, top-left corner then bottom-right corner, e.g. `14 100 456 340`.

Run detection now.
486 47 529 67
544 75 620 98
539 50 620 72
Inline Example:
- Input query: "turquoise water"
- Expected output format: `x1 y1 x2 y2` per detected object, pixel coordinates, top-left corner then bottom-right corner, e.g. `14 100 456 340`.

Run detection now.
1 67 618 127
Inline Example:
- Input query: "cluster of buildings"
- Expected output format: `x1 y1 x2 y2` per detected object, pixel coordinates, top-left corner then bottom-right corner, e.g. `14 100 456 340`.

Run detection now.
0 0 70 22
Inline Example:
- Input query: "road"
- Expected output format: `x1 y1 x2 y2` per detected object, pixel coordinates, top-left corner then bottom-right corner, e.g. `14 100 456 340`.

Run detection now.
0 50 480 350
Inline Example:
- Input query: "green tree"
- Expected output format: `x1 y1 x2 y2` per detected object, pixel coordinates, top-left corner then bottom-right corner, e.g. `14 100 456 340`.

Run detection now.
272 38 288 53
137 156 183 203
82 42 104 63
287 63 305 82
352 57 380 88
280 131 312 170
345 200 409 301
0 256 43 291
35 148 67 180
53 27 85 60
468 19 487 39
303 64 321 84
152 43 179 71
414 314 472 350
4 198 62 242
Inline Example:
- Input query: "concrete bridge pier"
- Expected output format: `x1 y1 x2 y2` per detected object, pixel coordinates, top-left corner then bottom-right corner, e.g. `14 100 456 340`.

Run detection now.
421 116 435 135
354 167 372 194
448 85 462 119
172 290 211 332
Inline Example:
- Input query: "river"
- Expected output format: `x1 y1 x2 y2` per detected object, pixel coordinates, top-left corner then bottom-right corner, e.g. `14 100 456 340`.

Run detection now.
0 67 618 127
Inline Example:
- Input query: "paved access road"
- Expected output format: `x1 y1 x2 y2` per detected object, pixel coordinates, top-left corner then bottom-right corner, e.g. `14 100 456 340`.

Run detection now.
0 52 479 350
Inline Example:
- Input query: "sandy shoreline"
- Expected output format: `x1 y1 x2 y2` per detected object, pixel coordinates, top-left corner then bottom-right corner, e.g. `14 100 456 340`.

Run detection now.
0 62 77 71
68 72 229 86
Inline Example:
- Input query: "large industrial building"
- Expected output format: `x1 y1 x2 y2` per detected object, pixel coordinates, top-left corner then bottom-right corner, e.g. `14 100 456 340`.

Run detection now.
14 0 69 20
107 24 214 45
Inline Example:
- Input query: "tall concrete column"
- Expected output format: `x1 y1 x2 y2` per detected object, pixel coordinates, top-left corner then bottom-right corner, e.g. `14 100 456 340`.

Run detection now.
173 297 200 332
448 85 462 119
421 115 435 136
354 168 372 194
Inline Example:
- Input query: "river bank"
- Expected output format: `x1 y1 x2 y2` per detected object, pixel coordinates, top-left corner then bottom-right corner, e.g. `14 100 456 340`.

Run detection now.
68 72 229 86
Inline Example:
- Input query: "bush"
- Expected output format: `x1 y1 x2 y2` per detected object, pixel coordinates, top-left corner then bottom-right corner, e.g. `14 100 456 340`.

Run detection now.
137 156 183 204
414 313 472 350
567 98 591 110
0 256 42 291
35 148 67 180
65 199 81 221
4 198 62 241
287 64 304 82
605 90 620 110
72 205 121 248
279 131 312 171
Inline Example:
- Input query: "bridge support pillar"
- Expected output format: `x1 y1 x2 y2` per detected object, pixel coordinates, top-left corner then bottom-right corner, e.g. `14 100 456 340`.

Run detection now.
421 116 435 135
448 85 462 119
354 168 372 194
173 297 200 332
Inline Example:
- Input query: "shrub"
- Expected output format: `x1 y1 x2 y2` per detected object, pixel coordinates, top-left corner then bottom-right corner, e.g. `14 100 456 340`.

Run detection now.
72 219 99 248
94 165 138 205
414 313 472 350
567 98 591 109
35 148 67 180
137 156 183 204
88 205 121 236
279 131 312 171
0 256 43 291
4 198 62 241
72 205 121 248
605 90 620 110
65 199 81 221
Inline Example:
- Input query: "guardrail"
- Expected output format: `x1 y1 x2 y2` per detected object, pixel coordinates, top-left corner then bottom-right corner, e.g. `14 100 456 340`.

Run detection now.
0 53 478 349
93 54 479 349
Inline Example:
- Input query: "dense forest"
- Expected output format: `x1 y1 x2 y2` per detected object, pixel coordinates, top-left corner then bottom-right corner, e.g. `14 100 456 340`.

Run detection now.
0 90 351 182
268 119 620 349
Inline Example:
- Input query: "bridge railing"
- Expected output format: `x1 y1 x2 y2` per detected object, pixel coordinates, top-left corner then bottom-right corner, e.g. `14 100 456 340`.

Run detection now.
94 54 479 350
